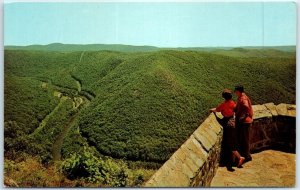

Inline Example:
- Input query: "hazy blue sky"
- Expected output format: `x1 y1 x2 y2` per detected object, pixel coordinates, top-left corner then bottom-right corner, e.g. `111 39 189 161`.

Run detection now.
4 2 296 47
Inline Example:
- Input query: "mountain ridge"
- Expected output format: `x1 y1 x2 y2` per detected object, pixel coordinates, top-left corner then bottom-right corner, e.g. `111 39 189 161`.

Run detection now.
5 43 296 53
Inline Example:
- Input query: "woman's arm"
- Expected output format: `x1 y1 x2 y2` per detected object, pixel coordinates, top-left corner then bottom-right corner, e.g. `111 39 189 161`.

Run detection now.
210 102 224 113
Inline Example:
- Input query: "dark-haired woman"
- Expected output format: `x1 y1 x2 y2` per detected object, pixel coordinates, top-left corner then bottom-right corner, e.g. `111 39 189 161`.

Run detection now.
210 89 245 171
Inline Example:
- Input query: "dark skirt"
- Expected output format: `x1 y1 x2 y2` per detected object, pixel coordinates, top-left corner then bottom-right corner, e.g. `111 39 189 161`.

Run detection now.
221 117 237 151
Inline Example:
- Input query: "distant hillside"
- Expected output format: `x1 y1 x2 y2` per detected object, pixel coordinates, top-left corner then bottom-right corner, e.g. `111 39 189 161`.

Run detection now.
5 43 160 52
177 46 296 53
5 49 296 164
5 43 296 54
241 46 296 52
212 48 296 58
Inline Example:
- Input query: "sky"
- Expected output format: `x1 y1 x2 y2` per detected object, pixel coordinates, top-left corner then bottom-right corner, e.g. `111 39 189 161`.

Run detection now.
4 2 297 47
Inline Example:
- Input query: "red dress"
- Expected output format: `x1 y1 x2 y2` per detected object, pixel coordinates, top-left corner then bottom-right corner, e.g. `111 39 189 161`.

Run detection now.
216 100 238 153
215 100 236 118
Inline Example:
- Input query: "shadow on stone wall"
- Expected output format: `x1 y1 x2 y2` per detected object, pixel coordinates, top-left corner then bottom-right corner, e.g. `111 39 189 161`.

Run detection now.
144 103 296 187
250 103 296 154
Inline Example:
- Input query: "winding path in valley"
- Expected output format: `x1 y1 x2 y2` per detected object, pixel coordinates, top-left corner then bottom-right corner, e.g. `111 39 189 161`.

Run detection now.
51 53 93 161
29 95 67 137
30 77 92 162
51 110 83 161
32 52 95 162
51 77 91 162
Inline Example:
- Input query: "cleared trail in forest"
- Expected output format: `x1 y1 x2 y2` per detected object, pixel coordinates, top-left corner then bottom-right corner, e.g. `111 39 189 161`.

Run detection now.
51 88 88 161
32 52 95 162
29 97 67 137
70 75 82 93
52 52 93 161
52 111 81 161
50 94 88 161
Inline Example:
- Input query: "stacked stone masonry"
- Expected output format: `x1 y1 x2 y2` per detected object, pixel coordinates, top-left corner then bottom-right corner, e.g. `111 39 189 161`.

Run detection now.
144 103 296 187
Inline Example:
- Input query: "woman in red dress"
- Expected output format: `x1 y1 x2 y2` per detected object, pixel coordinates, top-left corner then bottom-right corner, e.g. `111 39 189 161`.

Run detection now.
210 89 245 171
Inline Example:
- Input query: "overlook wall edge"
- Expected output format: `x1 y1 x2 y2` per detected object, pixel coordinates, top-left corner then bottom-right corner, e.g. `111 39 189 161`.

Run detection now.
144 103 296 187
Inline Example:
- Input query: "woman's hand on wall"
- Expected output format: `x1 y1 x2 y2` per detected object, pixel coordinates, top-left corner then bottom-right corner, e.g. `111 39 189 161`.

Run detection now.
210 108 217 113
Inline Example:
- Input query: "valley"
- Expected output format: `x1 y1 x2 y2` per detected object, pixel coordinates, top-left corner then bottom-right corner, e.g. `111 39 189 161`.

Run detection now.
4 45 296 187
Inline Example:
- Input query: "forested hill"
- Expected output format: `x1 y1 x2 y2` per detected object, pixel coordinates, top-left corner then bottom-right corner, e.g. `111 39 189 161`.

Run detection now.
5 48 295 165
5 43 159 52
5 43 296 54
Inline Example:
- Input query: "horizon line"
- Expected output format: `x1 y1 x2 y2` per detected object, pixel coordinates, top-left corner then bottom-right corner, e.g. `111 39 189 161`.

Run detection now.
4 43 297 49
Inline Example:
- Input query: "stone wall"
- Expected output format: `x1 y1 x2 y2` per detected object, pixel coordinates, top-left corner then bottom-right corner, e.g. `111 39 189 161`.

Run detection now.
145 113 223 187
250 103 296 153
144 103 296 187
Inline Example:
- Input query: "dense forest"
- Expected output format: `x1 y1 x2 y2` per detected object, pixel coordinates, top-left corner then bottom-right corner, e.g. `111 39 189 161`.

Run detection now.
4 45 296 187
